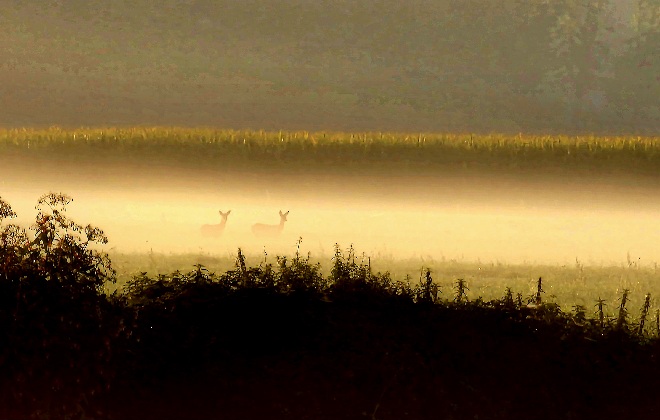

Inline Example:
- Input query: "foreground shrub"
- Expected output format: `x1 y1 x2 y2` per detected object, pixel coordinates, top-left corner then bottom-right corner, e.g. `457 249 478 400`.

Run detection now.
0 193 119 418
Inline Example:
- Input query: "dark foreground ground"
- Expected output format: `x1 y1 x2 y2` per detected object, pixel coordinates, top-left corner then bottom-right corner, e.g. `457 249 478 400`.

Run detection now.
2 282 660 420
115 299 660 420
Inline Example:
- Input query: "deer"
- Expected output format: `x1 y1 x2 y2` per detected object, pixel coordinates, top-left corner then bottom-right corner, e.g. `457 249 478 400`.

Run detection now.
200 210 231 237
251 210 289 237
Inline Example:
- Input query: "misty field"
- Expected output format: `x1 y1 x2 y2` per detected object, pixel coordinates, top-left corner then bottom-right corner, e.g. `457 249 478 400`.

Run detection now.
2 128 660 419
3 126 660 298
2 194 660 420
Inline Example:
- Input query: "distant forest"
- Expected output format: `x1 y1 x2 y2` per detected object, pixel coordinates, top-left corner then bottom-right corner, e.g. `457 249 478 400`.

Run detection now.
1 0 658 134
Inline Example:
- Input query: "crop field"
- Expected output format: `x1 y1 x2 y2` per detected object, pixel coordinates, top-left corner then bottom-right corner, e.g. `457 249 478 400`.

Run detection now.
1 127 659 175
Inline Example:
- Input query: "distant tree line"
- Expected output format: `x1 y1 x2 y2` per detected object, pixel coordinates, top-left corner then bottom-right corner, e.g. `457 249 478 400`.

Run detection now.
2 0 657 133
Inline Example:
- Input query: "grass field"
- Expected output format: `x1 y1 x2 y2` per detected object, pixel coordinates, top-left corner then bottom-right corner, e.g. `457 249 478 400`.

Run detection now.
108 248 660 325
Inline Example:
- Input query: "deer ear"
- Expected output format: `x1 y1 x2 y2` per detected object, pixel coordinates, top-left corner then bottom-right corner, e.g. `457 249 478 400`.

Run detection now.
227 210 231 215
279 210 283 216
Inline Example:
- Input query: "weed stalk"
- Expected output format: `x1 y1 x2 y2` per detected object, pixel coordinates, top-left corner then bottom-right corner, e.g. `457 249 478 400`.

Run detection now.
454 279 469 304
595 297 607 330
616 289 630 330
638 293 651 336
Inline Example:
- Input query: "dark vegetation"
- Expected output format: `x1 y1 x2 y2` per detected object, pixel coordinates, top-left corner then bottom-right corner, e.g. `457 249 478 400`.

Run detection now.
2 193 660 420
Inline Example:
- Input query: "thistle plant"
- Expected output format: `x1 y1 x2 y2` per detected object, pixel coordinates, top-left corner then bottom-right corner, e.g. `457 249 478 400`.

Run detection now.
416 268 438 304
616 289 630 331
638 293 651 336
454 278 469 304
501 287 515 309
595 297 607 330
532 277 544 307
236 247 249 286
190 263 212 284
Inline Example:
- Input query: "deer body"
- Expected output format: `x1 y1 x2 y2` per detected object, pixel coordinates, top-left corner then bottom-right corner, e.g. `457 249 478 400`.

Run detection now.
201 210 231 237
251 210 289 237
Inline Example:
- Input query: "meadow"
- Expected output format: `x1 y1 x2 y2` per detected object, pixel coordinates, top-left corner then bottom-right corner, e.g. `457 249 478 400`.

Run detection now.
109 248 660 323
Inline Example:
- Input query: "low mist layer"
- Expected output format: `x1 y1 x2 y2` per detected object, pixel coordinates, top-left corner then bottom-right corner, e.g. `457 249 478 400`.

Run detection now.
2 159 659 266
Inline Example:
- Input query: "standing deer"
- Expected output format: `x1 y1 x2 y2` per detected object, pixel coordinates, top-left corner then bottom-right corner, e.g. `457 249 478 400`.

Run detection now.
201 210 231 237
251 210 289 237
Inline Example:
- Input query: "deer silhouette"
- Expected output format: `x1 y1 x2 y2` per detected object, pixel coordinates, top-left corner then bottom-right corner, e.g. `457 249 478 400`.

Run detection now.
251 210 289 237
200 210 231 237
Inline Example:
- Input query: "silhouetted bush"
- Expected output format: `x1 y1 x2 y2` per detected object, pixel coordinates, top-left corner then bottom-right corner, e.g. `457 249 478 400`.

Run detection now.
0 193 120 418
